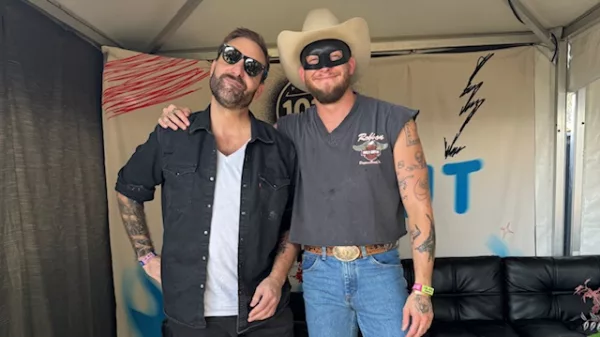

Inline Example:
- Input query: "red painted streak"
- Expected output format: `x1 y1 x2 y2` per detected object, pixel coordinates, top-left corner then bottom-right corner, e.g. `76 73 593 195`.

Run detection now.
102 54 210 118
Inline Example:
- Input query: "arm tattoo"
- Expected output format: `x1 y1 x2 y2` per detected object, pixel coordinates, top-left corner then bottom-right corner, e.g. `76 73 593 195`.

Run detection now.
396 161 411 200
117 193 154 258
410 224 422 244
415 214 436 262
398 174 414 201
414 177 429 201
413 151 427 170
404 121 421 147
397 152 427 173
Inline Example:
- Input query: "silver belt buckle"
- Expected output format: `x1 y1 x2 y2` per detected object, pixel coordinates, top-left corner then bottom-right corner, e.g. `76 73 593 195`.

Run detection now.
332 246 361 262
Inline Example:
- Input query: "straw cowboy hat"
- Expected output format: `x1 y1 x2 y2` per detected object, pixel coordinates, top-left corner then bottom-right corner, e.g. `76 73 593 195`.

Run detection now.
277 8 371 93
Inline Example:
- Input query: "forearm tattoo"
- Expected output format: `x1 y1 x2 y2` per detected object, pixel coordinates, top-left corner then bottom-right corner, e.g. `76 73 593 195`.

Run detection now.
117 193 153 258
396 121 436 263
415 214 436 262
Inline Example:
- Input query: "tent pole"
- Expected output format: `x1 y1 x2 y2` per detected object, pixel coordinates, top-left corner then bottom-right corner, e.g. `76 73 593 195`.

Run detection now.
159 32 542 60
146 0 205 54
502 0 557 62
552 39 569 256
564 3 600 38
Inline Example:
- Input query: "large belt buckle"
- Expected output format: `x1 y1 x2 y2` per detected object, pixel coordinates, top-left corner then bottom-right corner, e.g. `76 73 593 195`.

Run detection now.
332 246 361 262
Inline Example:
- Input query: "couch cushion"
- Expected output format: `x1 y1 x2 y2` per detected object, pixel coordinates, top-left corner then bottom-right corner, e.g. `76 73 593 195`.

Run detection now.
425 320 519 337
510 319 588 337
403 256 505 322
290 292 306 322
293 321 309 337
504 256 600 325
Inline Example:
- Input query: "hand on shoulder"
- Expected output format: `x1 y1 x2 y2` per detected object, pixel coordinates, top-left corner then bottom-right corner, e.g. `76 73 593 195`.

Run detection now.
159 104 192 130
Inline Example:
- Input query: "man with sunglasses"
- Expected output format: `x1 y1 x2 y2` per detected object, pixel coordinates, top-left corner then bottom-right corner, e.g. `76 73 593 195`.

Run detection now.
115 28 298 337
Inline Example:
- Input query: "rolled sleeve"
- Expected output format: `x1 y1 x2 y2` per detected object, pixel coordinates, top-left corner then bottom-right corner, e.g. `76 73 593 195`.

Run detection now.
115 127 164 203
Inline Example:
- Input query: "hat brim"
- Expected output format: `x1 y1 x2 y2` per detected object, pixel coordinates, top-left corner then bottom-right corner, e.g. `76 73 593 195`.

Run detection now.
277 17 371 93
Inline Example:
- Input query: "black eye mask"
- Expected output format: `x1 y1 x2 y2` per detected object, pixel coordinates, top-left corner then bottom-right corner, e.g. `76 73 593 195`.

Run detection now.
300 39 352 70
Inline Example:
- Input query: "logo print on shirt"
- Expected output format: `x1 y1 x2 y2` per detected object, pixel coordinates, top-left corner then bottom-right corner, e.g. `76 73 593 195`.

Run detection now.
353 133 388 165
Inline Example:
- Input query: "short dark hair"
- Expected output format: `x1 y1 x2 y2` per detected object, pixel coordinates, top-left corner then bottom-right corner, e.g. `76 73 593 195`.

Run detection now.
220 27 270 82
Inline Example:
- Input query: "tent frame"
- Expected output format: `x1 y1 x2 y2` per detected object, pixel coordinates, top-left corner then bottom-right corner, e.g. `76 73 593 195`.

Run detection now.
22 0 600 257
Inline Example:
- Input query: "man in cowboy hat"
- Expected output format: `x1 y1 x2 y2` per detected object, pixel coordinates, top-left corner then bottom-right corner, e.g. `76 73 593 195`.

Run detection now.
157 8 435 337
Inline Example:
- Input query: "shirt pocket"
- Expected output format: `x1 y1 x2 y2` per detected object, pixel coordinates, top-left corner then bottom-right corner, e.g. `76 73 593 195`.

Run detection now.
258 174 291 223
163 164 197 212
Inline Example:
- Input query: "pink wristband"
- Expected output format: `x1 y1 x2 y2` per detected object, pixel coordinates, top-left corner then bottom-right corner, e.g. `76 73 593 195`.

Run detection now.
138 252 156 266
412 283 435 296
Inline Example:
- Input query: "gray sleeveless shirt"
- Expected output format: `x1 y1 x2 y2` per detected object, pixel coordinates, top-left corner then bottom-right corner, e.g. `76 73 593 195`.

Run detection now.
277 94 418 246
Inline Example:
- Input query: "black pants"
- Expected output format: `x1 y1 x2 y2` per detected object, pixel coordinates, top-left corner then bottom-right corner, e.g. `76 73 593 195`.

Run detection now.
163 307 294 337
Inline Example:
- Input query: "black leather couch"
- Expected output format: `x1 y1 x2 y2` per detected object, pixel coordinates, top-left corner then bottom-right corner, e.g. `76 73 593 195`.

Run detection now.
290 255 600 337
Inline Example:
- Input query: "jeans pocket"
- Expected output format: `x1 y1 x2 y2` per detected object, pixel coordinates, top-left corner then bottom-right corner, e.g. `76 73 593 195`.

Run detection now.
301 252 321 272
369 249 402 267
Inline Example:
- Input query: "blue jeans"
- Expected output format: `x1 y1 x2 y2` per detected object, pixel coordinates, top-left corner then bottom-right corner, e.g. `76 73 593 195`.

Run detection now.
301 248 409 337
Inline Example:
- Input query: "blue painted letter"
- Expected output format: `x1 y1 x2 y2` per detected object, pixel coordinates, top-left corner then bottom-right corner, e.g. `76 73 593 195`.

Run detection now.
442 159 483 214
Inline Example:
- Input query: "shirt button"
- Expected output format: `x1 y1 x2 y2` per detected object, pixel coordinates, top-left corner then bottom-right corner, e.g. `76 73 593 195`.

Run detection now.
200 284 204 288
202 256 206 260
209 177 214 181
207 204 212 208
243 184 247 188
241 211 246 215
204 231 208 235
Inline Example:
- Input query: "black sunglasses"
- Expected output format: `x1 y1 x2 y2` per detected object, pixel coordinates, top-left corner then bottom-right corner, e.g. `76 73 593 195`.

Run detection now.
218 44 268 80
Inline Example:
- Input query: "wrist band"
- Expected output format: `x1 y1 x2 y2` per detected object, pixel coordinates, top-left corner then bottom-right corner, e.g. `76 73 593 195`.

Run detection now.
412 283 434 296
138 252 156 266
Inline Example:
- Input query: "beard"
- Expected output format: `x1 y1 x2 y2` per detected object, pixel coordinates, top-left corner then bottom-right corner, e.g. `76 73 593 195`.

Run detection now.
305 71 351 104
209 73 255 109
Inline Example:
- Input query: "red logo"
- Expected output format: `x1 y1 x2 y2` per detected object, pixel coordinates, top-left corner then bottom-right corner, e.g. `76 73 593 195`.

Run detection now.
353 135 389 165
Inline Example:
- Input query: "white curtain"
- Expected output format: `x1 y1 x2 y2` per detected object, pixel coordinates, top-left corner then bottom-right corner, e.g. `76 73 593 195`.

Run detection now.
568 21 600 255
580 79 600 255
569 22 600 92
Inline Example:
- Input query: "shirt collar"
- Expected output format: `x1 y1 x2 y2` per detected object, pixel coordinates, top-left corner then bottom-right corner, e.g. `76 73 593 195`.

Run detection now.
188 104 274 144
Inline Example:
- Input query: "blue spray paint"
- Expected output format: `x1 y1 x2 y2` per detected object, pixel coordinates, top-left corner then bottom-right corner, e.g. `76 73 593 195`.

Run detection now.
485 234 523 257
442 159 483 214
404 159 483 217
122 267 164 337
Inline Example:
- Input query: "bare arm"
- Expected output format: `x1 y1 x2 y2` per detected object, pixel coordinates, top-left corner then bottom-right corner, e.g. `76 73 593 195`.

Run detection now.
268 231 300 287
116 191 155 258
394 120 435 287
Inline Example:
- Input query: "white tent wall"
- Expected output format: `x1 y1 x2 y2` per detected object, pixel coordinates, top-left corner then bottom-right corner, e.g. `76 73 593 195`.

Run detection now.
577 79 600 255
567 21 600 256
20 0 600 257
533 47 557 256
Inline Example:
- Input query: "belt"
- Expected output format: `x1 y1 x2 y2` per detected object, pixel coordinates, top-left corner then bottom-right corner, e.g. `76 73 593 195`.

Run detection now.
303 243 396 262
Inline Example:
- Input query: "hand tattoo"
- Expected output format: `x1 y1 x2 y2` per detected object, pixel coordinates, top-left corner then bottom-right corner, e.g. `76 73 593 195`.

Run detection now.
414 293 432 313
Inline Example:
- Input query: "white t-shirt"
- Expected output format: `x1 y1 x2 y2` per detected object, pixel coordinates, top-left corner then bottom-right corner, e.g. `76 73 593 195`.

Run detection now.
203 142 247 316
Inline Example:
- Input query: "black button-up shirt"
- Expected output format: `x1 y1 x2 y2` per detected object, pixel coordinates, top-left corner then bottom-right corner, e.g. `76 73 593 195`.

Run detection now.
115 105 297 334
